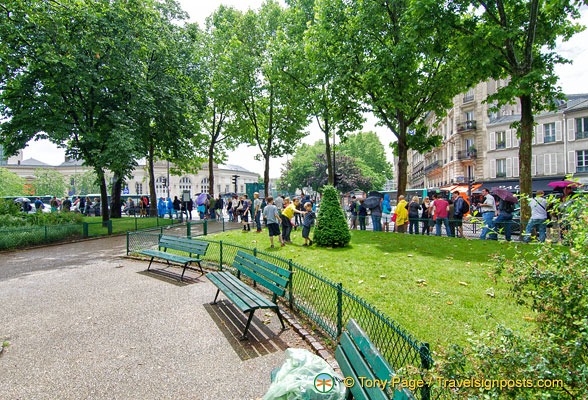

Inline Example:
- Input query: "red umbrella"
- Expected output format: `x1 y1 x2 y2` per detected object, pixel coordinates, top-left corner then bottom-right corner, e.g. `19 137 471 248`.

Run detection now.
547 180 583 188
491 187 518 203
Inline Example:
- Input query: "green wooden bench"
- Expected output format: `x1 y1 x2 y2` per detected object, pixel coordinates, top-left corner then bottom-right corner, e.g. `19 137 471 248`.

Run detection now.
207 250 292 340
337 319 414 400
140 235 209 281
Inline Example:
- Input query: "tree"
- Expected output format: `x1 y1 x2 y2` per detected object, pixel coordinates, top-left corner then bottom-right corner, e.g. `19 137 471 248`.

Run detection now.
280 0 364 185
232 1 310 197
338 131 393 187
76 170 101 196
442 0 586 223
310 0 470 200
313 185 350 247
306 152 375 194
279 141 325 193
0 168 26 196
197 6 248 197
32 169 67 197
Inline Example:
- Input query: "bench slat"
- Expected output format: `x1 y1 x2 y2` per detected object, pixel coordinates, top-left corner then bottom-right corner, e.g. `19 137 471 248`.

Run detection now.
208 272 257 312
234 254 289 289
347 319 396 384
335 345 371 400
339 332 389 400
236 260 285 298
209 272 276 311
139 250 198 263
160 236 209 254
237 251 291 279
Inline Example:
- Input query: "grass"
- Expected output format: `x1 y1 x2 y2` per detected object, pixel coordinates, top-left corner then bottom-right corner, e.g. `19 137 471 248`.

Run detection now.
82 216 182 235
207 228 536 350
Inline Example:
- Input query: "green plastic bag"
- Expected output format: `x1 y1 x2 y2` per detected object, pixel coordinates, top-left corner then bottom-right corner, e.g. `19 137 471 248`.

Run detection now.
263 348 346 400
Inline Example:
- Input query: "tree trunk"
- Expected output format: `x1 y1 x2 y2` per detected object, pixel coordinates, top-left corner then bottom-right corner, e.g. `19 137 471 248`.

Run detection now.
519 94 534 225
396 114 408 200
97 168 109 223
324 125 333 186
264 154 270 198
148 141 157 217
110 173 123 219
208 141 215 196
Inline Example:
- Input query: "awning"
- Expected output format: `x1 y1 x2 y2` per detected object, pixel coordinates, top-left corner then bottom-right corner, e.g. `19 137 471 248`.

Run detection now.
476 177 566 193
440 184 482 196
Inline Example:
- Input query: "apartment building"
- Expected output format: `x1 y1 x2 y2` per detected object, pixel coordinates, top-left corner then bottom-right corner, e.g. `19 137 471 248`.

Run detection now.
407 79 588 191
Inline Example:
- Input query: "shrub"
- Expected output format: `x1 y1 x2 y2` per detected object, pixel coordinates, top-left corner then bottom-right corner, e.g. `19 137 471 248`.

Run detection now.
434 194 588 399
313 185 350 247
0 199 21 216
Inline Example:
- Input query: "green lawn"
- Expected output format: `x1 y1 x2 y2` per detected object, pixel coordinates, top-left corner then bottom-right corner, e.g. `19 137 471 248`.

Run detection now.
83 216 180 235
207 228 535 350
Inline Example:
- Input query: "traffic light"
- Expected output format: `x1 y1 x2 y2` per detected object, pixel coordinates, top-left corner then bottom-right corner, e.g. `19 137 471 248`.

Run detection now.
232 175 238 185
334 172 343 187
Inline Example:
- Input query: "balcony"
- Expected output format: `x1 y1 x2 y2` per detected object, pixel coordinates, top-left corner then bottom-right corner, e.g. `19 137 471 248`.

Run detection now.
457 120 477 133
457 149 478 160
463 94 474 103
424 160 441 175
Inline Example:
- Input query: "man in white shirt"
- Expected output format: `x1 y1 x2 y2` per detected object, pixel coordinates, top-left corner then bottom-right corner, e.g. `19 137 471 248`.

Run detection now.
523 190 548 243
479 187 497 240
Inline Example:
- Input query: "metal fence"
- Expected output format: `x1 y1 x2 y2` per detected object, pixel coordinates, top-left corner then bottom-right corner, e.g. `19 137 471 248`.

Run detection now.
126 231 442 400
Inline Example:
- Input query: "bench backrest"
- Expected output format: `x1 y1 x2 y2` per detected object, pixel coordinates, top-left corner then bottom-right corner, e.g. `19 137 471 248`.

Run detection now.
233 250 292 303
336 319 414 400
159 235 209 256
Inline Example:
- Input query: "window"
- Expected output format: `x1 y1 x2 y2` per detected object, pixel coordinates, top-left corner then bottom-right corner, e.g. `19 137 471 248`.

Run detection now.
578 150 588 173
465 138 475 151
465 111 474 121
544 123 556 143
225 185 229 193
463 88 474 103
155 176 167 198
240 185 244 193
179 177 192 195
135 182 143 195
200 177 209 193
577 117 588 139
496 131 506 149
496 159 506 177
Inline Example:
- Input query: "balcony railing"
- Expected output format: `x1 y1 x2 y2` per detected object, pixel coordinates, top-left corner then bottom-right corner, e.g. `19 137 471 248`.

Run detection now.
457 149 478 160
463 94 474 103
457 120 477 132
424 160 441 175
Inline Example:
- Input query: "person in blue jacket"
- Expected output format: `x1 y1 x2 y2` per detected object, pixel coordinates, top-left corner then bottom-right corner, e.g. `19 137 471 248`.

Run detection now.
166 197 173 219
382 194 392 232
157 197 166 217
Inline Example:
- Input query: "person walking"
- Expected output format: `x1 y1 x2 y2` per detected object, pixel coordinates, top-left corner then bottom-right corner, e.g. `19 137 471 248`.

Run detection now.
523 190 548 243
421 197 431 235
62 196 72 212
227 197 233 222
382 194 392 232
407 196 421 234
262 196 285 248
84 196 92 216
157 197 166 217
358 199 368 231
394 195 409 233
479 188 497 240
186 197 194 220
253 192 263 232
215 194 224 220
241 194 251 231
348 196 359 230
432 195 452 237
452 192 468 238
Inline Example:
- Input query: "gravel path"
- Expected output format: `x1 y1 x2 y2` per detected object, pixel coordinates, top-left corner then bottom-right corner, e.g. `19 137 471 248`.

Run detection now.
0 236 310 399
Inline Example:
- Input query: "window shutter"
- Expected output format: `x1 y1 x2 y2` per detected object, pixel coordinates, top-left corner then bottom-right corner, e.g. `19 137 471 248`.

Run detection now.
532 126 536 145
537 154 544 175
568 118 575 141
506 130 512 148
555 121 562 142
506 158 513 177
511 129 518 147
553 153 560 175
490 158 496 178
513 157 519 177
568 151 576 174
532 155 537 176
489 131 495 151
537 124 544 144
544 154 551 175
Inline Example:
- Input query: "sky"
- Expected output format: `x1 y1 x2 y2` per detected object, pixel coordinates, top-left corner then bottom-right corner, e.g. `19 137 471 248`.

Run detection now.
21 1 588 179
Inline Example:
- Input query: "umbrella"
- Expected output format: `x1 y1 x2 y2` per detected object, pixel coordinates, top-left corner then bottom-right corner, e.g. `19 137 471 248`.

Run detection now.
491 187 517 204
363 196 381 209
547 180 583 188
195 193 208 206
14 197 32 203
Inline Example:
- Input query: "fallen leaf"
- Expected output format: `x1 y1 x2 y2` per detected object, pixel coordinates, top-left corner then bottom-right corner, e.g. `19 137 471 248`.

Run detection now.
379 275 387 279
358 280 364 284
459 281 469 286
446 301 453 305
522 316 535 321
416 279 426 283
407 254 413 257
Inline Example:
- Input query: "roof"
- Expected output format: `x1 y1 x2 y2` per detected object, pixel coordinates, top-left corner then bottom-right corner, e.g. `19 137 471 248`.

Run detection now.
19 158 49 166
487 114 520 127
59 158 85 167
218 164 253 173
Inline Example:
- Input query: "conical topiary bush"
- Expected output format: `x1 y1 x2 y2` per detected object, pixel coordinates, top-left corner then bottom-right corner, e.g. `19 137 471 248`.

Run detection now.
313 185 351 247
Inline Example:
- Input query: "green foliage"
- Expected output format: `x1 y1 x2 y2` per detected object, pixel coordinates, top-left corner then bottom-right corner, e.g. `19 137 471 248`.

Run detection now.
0 199 21 216
32 169 67 197
339 132 393 179
313 185 350 247
0 168 26 196
0 211 83 227
75 170 101 195
306 152 375 193
435 195 588 399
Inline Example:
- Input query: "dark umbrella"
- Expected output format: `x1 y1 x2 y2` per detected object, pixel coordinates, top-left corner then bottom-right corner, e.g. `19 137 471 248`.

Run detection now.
14 197 32 203
196 193 208 206
363 196 381 209
547 180 583 188
491 187 517 203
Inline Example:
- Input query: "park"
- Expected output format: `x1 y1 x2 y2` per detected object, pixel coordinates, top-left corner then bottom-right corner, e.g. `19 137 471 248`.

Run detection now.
1 0 588 399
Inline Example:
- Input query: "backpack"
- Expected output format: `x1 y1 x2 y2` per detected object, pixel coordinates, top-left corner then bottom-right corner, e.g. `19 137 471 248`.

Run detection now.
457 197 469 216
503 200 516 214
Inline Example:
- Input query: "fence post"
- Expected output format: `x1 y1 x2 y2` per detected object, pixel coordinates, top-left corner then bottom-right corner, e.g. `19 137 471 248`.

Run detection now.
223 217 225 232
288 259 293 309
83 222 88 238
187 222 191 238
420 342 432 400
135 216 138 231
253 247 257 257
157 216 159 227
204 220 207 236
219 241 223 271
160 226 163 235
107 220 112 235
44 225 48 242
337 282 343 338
126 232 129 255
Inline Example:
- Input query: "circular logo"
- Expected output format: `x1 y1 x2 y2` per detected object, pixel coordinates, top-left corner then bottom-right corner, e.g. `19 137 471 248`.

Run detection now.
314 373 334 393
